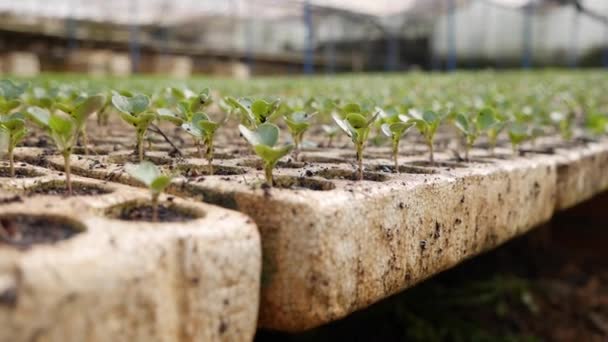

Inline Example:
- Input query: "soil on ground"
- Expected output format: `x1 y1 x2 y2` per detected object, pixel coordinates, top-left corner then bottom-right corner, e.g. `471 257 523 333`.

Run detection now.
257 191 608 342
0 215 81 250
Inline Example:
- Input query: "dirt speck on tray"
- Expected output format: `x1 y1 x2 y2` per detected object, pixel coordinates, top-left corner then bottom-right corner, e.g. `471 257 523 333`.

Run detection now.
0 215 82 250
114 203 199 222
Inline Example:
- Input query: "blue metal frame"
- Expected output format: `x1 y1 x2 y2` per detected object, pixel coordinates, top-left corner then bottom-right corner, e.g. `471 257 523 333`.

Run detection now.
522 4 533 69
446 0 457 71
129 0 141 73
303 0 314 74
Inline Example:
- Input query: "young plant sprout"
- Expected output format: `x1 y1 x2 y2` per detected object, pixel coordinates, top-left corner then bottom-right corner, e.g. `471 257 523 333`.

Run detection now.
508 122 529 155
111 92 156 161
156 88 212 125
284 111 315 160
226 97 281 128
381 119 414 172
401 110 443 164
0 80 27 114
27 107 79 195
550 111 575 141
332 106 380 180
54 94 106 155
181 113 223 174
0 113 27 177
124 161 172 222
483 109 506 156
321 124 339 147
239 123 293 186
453 108 498 161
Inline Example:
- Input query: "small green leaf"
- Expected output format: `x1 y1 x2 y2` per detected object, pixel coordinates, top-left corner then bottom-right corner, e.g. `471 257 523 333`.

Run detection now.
422 110 438 123
72 94 107 126
257 123 280 146
342 103 361 115
49 114 74 137
332 113 354 137
477 108 497 130
454 114 471 134
239 123 280 147
0 80 27 100
150 175 172 194
26 106 51 128
254 144 293 164
112 93 150 115
157 108 184 125
345 113 368 129
198 120 220 135
125 161 162 187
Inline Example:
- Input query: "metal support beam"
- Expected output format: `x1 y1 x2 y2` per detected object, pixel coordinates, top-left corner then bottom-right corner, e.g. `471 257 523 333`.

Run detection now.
324 39 336 74
303 0 314 74
129 0 141 73
246 17 255 73
385 33 399 71
65 18 77 53
569 9 580 68
446 0 457 71
522 4 534 69
604 24 608 68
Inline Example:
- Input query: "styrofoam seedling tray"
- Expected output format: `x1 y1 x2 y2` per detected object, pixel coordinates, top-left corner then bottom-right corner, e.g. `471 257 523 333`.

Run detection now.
0 169 261 342
13 134 608 332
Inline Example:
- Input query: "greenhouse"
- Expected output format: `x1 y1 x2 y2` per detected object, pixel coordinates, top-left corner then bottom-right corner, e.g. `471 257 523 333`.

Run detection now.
0 1 607 341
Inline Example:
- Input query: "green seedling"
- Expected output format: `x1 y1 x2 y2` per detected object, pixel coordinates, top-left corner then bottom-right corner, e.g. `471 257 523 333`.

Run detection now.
284 111 315 160
226 97 281 128
53 94 106 155
453 108 499 161
333 107 380 180
0 113 27 177
182 113 223 174
550 111 575 141
156 88 212 125
239 123 293 186
401 110 443 164
586 112 608 136
381 119 415 172
27 107 78 195
124 161 172 222
0 80 27 114
484 110 507 156
112 92 156 162
508 122 529 155
321 124 339 147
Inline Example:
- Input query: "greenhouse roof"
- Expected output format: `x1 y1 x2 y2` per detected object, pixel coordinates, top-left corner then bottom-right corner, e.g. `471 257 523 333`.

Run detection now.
0 0 583 25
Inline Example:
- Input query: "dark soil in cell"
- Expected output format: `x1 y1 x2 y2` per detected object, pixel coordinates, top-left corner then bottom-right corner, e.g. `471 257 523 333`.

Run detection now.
409 160 467 169
315 169 389 182
107 153 173 165
0 214 82 250
238 159 306 169
373 164 438 174
0 195 23 205
299 155 348 164
520 147 556 155
273 176 336 191
0 167 43 178
112 203 199 222
172 164 246 177
26 183 112 197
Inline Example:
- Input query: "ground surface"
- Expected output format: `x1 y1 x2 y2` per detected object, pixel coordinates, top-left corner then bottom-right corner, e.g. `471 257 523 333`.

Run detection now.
256 191 608 342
